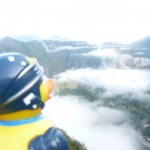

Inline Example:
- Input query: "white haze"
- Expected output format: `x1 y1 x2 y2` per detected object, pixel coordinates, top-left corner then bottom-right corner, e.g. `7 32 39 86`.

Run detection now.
43 48 150 149
82 48 150 69
43 96 142 150
55 68 150 101
1 0 150 43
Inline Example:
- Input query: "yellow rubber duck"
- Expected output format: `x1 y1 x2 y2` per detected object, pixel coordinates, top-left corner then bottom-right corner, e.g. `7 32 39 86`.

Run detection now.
0 52 69 150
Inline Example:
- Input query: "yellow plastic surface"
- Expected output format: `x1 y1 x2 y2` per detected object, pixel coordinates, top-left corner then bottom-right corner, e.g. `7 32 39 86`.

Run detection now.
0 117 54 150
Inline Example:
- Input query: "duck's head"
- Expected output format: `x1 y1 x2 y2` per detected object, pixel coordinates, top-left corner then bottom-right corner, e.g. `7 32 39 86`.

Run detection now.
0 52 54 121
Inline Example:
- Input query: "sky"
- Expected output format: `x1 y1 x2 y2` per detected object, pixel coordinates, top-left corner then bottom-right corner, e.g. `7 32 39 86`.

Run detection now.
0 0 150 43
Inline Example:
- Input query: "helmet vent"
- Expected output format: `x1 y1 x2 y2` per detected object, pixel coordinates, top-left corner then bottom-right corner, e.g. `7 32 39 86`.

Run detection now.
21 61 27 66
7 56 15 62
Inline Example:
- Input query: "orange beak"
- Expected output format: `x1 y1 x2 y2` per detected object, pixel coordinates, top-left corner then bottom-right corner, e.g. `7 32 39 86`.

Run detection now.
40 79 55 102
42 79 55 99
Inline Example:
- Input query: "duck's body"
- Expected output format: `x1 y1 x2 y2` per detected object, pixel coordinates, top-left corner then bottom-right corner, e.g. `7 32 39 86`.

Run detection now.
0 114 53 150
0 53 69 150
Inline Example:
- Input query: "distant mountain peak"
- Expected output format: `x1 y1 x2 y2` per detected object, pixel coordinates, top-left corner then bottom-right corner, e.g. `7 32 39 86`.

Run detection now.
12 35 42 42
133 35 150 48
49 36 70 41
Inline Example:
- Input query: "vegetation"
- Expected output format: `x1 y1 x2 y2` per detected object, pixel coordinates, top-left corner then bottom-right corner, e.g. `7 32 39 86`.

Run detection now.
0 37 98 76
57 85 99 101
64 132 87 150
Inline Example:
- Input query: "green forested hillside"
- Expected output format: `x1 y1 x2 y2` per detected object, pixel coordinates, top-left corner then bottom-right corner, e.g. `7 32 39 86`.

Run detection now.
0 37 98 77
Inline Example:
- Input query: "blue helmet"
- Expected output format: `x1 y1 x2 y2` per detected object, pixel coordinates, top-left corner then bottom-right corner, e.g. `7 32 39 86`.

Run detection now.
0 52 45 114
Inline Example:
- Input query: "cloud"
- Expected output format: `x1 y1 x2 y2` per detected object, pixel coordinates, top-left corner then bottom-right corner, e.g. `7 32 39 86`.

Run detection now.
47 49 150 149
82 48 150 69
43 95 143 150
54 68 150 100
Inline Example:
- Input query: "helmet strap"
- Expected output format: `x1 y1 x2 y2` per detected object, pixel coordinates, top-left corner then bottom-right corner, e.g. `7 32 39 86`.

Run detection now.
23 93 45 110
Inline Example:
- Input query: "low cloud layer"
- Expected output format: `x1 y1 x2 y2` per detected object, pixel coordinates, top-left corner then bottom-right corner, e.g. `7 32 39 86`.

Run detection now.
55 68 150 101
43 96 143 150
82 48 150 69
45 48 150 149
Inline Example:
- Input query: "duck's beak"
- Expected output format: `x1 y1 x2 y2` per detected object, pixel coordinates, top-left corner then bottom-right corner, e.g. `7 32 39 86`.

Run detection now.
43 79 54 98
40 79 55 102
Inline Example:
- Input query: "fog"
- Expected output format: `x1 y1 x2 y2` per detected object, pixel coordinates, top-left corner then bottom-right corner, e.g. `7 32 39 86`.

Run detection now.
53 48 150 102
43 96 142 150
43 48 150 149
82 48 150 69
55 68 150 101
42 67 150 149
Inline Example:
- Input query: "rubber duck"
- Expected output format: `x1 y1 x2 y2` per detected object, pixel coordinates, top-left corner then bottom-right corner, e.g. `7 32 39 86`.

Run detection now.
0 52 69 150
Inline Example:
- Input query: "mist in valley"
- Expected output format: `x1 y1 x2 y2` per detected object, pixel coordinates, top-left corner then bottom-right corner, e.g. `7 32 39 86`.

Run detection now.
43 47 150 150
